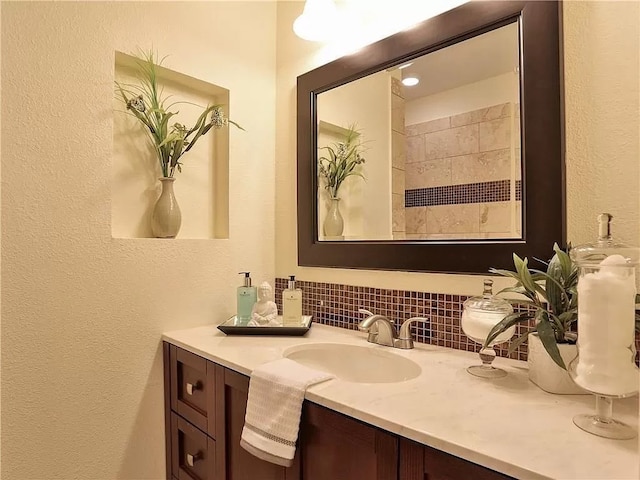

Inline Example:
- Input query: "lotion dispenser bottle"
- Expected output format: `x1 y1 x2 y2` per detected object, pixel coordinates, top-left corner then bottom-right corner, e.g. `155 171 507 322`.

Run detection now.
282 275 303 326
237 272 257 325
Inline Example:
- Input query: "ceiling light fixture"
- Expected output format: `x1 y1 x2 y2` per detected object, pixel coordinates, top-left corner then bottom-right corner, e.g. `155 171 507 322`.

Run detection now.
293 0 338 42
398 63 413 70
402 75 420 87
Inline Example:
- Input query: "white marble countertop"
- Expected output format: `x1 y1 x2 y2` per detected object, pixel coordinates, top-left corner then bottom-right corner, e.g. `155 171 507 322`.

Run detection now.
162 323 639 480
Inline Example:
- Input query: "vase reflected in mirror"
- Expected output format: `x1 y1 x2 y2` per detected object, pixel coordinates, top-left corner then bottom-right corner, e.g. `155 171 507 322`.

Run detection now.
323 197 344 238
461 279 515 378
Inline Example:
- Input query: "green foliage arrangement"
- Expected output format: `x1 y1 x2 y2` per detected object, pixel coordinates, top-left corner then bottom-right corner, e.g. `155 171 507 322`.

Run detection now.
318 125 366 198
483 244 578 370
115 50 243 178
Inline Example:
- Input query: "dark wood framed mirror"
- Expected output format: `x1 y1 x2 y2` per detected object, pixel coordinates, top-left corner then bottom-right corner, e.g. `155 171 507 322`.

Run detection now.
297 0 564 273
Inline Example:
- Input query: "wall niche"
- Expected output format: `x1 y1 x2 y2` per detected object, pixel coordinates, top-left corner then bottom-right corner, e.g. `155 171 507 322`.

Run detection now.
112 51 230 239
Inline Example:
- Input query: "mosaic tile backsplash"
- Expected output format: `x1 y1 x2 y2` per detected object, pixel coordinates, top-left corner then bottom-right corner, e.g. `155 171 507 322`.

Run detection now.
275 278 535 361
275 278 640 363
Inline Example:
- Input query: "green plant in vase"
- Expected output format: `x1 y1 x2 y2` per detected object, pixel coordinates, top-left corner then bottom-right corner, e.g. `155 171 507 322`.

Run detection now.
318 125 366 199
114 50 243 238
483 244 578 369
317 125 366 237
115 50 243 178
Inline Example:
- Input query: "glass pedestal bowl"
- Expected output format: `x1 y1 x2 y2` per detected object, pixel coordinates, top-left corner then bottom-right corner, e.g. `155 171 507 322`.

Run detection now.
461 280 515 378
568 212 639 439
568 337 638 439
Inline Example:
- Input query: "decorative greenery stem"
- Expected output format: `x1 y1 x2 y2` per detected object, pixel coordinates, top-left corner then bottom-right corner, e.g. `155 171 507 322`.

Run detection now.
318 124 366 198
115 50 243 178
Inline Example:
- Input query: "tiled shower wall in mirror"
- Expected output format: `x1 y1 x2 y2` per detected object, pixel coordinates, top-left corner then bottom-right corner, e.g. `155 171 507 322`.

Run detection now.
404 102 522 240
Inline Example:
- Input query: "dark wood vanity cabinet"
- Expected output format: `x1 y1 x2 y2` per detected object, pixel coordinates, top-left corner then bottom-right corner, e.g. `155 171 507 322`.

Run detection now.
165 343 298 480
399 439 513 480
215 365 298 480
166 345 217 480
300 403 397 480
164 343 512 480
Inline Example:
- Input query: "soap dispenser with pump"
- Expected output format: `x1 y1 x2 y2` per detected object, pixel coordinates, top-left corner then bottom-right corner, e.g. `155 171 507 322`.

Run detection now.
237 272 257 325
282 275 303 326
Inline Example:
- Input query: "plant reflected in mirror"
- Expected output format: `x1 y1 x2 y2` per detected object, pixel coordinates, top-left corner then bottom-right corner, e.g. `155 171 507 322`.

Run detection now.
318 124 366 199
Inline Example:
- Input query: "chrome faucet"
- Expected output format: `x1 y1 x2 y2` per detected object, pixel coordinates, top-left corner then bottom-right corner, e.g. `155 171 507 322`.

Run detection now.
357 309 428 350
358 311 397 347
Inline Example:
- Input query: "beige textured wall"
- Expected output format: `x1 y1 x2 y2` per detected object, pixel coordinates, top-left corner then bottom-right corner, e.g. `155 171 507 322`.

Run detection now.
563 0 639 247
0 2 3 472
275 1 640 294
1 2 276 478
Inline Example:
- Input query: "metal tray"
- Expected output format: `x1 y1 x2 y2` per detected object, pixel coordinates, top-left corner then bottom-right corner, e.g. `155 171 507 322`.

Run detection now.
217 315 313 336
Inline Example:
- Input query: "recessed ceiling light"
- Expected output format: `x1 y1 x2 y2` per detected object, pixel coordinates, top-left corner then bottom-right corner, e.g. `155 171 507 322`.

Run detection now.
402 75 420 87
398 63 413 70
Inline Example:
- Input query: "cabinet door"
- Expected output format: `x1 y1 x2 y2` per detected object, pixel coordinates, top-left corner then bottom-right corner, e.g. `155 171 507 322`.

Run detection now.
399 439 514 480
300 403 398 480
215 366 300 480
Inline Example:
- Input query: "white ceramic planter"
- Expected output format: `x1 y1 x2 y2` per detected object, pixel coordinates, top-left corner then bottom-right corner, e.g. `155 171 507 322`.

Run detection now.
527 333 588 395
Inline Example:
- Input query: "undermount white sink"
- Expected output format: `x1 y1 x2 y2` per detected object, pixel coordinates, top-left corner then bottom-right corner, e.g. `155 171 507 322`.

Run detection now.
283 343 422 383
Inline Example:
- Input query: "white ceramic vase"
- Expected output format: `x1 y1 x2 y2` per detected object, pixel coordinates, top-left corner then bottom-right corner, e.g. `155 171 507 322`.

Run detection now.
151 177 182 238
323 197 344 237
527 333 587 394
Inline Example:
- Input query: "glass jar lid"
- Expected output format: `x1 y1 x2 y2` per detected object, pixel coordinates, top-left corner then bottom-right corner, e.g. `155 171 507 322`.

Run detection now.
463 279 513 314
570 213 639 267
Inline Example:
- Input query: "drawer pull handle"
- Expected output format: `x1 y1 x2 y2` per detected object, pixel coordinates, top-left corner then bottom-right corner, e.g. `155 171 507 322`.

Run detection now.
186 381 202 396
186 451 202 467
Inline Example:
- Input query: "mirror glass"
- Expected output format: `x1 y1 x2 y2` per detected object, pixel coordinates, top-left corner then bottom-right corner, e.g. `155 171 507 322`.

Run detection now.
316 22 522 242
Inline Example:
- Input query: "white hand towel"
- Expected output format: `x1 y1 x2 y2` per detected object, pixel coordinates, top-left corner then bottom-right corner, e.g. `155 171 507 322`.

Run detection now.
240 358 333 467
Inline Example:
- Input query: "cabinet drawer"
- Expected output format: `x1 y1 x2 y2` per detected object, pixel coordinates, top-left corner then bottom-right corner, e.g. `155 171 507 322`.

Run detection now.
170 345 215 435
171 413 215 480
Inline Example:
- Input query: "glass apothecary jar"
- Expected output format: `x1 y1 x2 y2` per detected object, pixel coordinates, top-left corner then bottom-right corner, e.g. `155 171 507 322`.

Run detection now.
569 213 639 439
461 279 515 378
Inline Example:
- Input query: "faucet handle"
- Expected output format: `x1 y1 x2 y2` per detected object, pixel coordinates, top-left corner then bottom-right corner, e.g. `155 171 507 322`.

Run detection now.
396 317 429 349
358 308 375 317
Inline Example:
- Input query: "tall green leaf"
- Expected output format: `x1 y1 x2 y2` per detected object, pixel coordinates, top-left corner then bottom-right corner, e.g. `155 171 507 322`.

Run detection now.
513 254 537 295
536 321 566 369
553 243 573 280
507 332 531 355
489 268 522 282
537 261 563 315
483 312 532 348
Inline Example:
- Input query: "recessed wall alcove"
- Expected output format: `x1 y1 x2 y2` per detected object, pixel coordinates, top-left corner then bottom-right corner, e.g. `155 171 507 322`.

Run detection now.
112 51 230 239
